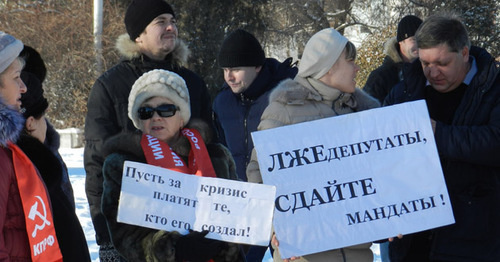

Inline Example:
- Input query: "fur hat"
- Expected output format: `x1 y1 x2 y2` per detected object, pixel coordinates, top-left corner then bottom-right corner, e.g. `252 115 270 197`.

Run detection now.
20 72 48 119
124 0 175 41
0 31 23 74
20 46 47 83
128 69 190 129
218 29 265 67
297 28 348 79
397 15 423 42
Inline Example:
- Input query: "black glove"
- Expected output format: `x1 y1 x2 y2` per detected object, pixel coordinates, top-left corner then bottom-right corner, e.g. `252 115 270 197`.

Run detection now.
99 242 126 262
175 230 226 262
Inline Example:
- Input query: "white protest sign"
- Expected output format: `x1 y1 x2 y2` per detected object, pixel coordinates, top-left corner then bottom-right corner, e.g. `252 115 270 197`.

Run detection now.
251 100 455 259
117 161 276 246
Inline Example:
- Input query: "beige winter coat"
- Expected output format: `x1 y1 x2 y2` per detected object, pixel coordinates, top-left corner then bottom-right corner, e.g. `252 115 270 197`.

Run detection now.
247 76 380 262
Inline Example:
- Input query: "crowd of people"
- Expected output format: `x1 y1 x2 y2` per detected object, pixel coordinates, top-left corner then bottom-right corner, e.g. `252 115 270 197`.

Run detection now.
1 0 499 261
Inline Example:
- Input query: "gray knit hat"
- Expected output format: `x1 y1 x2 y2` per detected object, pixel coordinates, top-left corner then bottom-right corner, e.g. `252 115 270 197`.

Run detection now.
128 69 190 129
297 28 348 79
0 31 23 73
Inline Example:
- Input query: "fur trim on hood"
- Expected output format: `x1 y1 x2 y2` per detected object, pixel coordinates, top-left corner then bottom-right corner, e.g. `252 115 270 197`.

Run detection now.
0 99 24 147
384 37 403 64
115 33 191 67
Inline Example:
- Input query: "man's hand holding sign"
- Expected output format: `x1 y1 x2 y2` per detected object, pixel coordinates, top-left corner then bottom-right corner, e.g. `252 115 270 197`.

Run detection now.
251 100 455 259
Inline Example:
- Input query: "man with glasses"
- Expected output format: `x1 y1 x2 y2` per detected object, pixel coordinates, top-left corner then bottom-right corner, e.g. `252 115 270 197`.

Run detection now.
84 1 212 260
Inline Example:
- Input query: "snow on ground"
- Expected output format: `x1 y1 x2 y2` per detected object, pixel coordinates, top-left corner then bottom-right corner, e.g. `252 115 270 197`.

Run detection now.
59 147 99 262
60 147 381 262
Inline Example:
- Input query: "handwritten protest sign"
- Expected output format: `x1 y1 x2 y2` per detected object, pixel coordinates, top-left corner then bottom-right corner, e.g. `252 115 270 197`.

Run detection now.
251 100 455 258
117 161 276 246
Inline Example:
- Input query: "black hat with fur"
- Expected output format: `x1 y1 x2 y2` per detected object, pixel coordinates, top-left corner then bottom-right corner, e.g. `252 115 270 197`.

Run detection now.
20 71 48 119
20 45 47 83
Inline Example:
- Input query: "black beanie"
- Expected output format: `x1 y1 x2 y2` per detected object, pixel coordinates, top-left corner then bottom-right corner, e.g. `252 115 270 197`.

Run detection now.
397 15 423 42
218 29 265 68
124 0 175 41
20 71 48 119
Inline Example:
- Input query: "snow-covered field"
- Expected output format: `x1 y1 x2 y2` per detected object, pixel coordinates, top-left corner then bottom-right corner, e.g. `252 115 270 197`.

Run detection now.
60 147 381 262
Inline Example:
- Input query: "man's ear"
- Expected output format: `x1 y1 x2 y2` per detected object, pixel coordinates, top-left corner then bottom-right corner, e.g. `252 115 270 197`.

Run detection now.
461 46 469 63
135 33 143 44
256 65 263 73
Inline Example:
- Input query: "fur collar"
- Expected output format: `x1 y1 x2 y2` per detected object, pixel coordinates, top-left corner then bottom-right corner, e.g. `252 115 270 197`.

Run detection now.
115 33 190 67
17 133 62 188
269 77 352 107
268 78 379 112
384 37 403 64
102 119 213 160
268 78 322 105
0 99 24 147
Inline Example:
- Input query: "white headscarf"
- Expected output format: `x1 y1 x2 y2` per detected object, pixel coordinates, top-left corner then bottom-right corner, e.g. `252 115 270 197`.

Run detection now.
297 28 348 80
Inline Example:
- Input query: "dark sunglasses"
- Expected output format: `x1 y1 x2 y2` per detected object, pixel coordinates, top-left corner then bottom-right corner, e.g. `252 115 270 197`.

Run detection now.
138 104 179 120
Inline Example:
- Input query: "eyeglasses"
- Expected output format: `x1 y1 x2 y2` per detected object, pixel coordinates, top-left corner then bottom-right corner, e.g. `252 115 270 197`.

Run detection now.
138 104 179 120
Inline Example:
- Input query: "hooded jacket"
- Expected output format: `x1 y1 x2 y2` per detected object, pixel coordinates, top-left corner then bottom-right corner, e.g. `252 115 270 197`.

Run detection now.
0 99 31 261
385 46 500 261
246 76 380 262
213 57 298 181
100 119 242 261
84 34 212 245
363 37 405 103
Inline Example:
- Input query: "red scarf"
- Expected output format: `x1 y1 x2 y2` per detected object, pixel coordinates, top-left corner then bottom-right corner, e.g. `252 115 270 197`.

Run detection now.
141 128 216 177
8 142 63 262
141 129 216 262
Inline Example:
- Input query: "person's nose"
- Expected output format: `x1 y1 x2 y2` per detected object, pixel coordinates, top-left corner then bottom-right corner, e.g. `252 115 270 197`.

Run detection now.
19 79 27 94
224 70 234 81
165 21 176 32
429 66 440 78
152 110 162 120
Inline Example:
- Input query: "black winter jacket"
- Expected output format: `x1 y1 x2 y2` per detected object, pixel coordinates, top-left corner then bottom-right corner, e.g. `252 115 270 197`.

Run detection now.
385 46 500 262
84 36 212 245
364 37 405 104
17 134 91 262
100 120 243 261
213 57 297 180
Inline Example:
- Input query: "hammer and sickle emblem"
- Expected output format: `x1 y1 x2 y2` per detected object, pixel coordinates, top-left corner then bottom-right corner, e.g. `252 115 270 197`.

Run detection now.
29 196 51 238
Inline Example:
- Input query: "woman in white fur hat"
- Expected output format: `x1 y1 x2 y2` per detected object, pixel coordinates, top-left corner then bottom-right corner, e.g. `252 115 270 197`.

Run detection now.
246 28 380 262
100 69 244 262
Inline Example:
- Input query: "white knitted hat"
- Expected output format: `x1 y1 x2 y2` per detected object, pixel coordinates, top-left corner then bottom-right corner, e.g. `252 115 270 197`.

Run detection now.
128 69 190 129
297 28 348 79
0 31 23 73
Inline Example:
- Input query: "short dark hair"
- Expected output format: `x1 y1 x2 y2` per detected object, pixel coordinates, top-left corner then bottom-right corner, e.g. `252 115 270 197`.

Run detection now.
416 13 470 52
